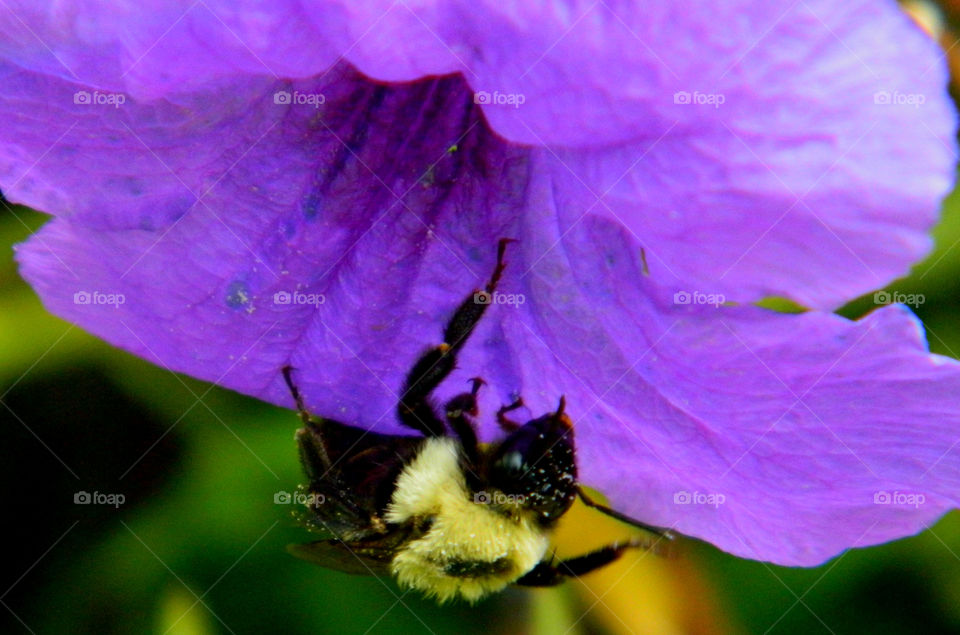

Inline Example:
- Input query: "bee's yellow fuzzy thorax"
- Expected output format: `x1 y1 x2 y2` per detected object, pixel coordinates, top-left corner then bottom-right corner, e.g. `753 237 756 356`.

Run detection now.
385 437 550 603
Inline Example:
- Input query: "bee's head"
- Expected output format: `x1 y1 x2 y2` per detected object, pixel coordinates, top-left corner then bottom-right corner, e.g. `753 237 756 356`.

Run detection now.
487 397 578 524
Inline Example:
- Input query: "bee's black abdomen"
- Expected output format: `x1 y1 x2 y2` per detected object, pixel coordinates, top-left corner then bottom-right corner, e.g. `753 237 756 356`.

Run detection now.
296 418 426 527
442 557 513 579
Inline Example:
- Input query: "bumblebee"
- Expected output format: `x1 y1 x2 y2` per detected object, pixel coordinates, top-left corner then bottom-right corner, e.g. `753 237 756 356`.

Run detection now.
283 239 672 603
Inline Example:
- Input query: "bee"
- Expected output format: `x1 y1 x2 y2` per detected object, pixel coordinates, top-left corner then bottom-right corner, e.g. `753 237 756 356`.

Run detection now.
282 239 672 603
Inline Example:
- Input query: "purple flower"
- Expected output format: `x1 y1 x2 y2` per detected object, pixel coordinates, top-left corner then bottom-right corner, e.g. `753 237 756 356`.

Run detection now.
4 1 959 566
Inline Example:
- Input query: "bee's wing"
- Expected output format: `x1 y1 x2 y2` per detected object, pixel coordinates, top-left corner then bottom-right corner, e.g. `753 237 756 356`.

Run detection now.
298 418 426 518
287 538 397 576
294 480 384 538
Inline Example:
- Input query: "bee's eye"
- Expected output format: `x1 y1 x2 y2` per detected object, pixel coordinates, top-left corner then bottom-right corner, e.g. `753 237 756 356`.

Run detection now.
488 415 577 523
498 451 524 476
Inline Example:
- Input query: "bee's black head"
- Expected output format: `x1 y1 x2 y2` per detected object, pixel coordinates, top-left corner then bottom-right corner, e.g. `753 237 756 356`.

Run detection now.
487 397 578 525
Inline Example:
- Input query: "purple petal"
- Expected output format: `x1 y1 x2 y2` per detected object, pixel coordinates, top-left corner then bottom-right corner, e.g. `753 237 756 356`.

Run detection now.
505 214 960 565
0 1 348 97
7 1 960 565
1 1 955 305
14 67 525 433
16 85 960 565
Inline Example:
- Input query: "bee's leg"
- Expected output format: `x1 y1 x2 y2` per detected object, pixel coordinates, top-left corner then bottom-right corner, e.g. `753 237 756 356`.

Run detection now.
282 365 313 425
295 425 333 483
398 238 514 437
514 541 648 587
578 488 675 539
496 396 525 431
444 377 484 468
284 366 336 481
